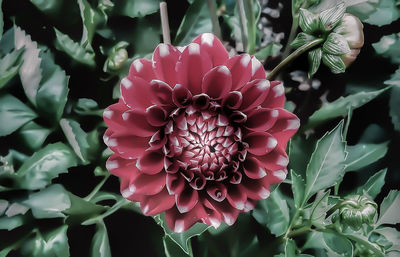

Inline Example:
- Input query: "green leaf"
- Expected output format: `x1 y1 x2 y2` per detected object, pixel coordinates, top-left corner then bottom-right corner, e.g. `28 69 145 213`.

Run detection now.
163 236 191 257
285 239 296 257
373 33 400 64
375 227 400 252
0 48 24 89
60 118 90 163
356 169 387 199
91 221 111 257
113 0 159 18
77 0 101 47
364 0 400 26
4 202 29 217
253 189 290 236
304 121 346 202
389 86 400 132
132 18 161 56
0 94 37 137
17 121 52 150
254 42 282 60
299 8 319 34
0 215 27 230
291 170 305 209
344 141 389 172
17 143 78 190
21 225 69 257
54 28 95 67
322 33 350 55
14 26 42 106
322 231 353 257
22 184 71 218
306 87 389 128
174 0 212 46
0 28 15 56
322 53 346 74
291 32 317 49
36 49 69 122
73 98 103 116
308 47 322 77
309 190 331 228
376 190 400 226
63 193 106 224
342 232 385 257
346 0 381 21
288 136 316 175
154 213 210 255
0 0 3 40
30 0 63 15
318 1 346 31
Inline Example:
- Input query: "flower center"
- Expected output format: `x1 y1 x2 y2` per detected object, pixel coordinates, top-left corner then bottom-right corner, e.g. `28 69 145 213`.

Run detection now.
165 102 245 189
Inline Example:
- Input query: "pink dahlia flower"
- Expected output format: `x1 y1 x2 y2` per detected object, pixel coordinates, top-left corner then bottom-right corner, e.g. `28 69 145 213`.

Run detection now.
103 33 299 232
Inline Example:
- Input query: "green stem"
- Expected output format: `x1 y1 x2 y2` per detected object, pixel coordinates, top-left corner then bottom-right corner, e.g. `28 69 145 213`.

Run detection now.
236 0 248 52
267 38 324 80
287 224 311 238
281 15 299 59
206 0 222 40
84 173 110 201
284 207 303 239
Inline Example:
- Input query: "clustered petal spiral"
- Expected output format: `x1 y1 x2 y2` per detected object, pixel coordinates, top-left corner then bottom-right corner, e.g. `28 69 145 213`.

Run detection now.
103 33 299 232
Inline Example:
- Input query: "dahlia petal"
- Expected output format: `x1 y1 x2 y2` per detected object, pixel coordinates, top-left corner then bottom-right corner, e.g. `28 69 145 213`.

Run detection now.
106 155 140 180
255 146 289 171
192 94 210 110
176 43 213 95
121 109 158 137
140 188 175 216
222 91 243 109
175 186 199 213
107 132 150 159
261 169 288 186
244 132 278 156
192 33 229 66
131 172 166 195
166 173 185 195
225 54 252 90
146 105 168 127
250 56 266 80
243 157 268 179
208 199 240 226
201 65 232 99
172 84 192 107
120 76 154 110
261 81 285 109
240 79 270 112
136 150 164 175
120 178 143 201
149 130 167 150
129 59 156 82
165 205 202 232
201 199 222 228
206 183 227 202
149 80 173 105
103 101 130 132
226 185 247 210
153 44 180 86
240 179 270 200
268 108 300 148
244 108 278 131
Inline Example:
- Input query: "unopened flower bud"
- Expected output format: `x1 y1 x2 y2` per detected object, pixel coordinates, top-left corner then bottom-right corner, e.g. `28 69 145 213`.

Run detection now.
338 195 377 230
334 14 364 67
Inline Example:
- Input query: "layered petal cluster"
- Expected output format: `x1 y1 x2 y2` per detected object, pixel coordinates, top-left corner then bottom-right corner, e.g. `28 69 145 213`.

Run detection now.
103 33 299 232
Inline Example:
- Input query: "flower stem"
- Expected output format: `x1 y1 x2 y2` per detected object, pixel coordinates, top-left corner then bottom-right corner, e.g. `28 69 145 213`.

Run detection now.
206 0 222 40
160 1 171 44
236 0 249 52
267 38 324 80
84 173 110 201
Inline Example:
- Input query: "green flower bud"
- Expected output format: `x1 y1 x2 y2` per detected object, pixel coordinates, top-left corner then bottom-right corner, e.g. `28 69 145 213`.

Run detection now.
107 48 128 71
104 41 130 73
334 14 364 67
338 195 377 231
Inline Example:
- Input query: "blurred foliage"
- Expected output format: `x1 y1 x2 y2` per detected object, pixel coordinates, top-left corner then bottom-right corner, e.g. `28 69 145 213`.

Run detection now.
0 0 399 256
